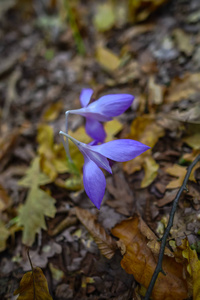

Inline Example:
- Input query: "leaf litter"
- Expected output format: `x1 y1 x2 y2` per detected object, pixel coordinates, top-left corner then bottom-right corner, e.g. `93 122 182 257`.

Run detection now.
0 0 200 299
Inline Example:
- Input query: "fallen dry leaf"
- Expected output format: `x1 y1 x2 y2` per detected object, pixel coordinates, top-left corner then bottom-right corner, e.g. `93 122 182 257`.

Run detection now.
178 239 200 300
112 215 188 300
96 46 121 71
148 76 165 106
37 124 69 181
165 73 200 103
14 267 53 300
0 128 20 162
0 184 12 212
128 0 169 22
0 221 10 252
42 101 63 122
183 133 200 150
104 119 123 142
123 115 164 187
173 28 194 56
166 164 197 189
18 157 56 246
75 207 117 259
93 3 115 32
106 172 133 216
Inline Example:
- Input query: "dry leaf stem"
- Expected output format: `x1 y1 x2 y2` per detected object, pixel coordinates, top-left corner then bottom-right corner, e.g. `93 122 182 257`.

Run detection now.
144 154 200 300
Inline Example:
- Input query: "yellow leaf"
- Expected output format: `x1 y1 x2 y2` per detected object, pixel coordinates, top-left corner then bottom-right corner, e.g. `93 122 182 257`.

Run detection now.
18 157 56 246
37 124 70 180
141 156 159 188
183 150 200 163
68 126 91 171
42 101 63 122
128 0 169 23
148 76 165 106
0 221 10 252
93 3 115 32
123 115 164 187
173 29 194 56
14 267 53 300
49 263 64 281
96 46 120 71
18 157 51 188
181 240 200 300
166 164 197 189
183 133 200 150
104 119 123 142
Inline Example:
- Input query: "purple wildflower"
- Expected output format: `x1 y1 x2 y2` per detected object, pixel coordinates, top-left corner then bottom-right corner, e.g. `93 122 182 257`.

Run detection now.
60 130 150 209
65 88 134 143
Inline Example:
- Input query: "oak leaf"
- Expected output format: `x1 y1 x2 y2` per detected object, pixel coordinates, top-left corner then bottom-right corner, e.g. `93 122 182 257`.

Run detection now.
75 207 117 259
18 157 56 246
112 215 188 300
14 267 53 300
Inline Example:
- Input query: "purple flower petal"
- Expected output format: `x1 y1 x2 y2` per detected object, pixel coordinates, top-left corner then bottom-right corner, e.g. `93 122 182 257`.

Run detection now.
85 118 106 143
88 94 134 117
69 108 112 122
80 88 93 107
79 144 112 174
83 154 106 209
91 139 150 162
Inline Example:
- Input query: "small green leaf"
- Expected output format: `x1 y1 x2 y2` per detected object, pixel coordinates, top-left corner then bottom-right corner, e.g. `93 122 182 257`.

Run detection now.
18 187 56 246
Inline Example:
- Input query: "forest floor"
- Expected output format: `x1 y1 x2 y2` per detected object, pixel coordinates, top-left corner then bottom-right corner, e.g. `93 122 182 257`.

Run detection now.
0 0 200 299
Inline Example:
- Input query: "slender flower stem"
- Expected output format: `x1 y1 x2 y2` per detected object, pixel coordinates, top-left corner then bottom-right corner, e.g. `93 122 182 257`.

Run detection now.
60 130 84 162
60 134 72 162
60 130 81 145
144 154 200 300
64 111 70 161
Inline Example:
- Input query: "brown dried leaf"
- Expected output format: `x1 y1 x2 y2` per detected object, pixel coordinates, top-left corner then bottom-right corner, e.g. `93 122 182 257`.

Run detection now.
173 29 194 56
14 267 53 300
0 128 20 162
0 184 12 212
106 172 133 216
166 164 197 189
0 221 10 252
112 215 188 300
165 73 200 103
129 0 169 22
75 207 117 259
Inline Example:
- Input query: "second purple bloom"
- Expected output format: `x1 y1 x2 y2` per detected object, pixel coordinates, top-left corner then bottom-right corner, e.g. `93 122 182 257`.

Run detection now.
65 89 134 143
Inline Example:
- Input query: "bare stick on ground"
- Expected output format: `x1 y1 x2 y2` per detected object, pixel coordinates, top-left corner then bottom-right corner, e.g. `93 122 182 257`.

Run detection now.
144 154 200 300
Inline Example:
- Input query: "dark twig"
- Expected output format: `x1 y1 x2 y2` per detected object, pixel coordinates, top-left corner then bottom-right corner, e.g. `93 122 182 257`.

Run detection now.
144 154 200 300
